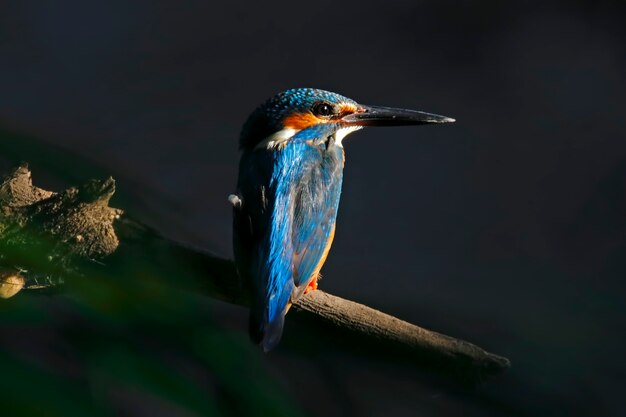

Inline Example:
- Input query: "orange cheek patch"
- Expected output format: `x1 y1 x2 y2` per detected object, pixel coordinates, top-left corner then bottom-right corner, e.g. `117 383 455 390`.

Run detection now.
283 113 327 130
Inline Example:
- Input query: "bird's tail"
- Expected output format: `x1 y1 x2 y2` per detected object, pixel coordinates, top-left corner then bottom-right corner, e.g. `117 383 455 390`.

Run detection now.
249 311 285 352
249 290 291 352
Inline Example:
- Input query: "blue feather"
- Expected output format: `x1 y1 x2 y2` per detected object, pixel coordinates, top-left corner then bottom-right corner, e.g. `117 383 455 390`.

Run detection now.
234 123 344 351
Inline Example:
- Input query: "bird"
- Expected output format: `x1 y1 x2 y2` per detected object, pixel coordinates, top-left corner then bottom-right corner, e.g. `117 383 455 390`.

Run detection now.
230 88 454 351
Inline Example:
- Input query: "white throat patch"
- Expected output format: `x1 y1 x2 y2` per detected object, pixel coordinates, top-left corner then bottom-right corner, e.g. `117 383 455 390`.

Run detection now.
334 126 363 147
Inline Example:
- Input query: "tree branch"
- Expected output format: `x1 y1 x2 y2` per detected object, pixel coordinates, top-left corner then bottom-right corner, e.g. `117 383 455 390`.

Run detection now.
0 165 510 384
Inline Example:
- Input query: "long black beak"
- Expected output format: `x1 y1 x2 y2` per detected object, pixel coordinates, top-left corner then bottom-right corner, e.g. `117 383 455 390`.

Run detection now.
342 104 455 127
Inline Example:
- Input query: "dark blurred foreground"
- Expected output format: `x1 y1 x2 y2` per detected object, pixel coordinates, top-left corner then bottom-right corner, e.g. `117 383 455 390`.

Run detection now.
0 262 302 417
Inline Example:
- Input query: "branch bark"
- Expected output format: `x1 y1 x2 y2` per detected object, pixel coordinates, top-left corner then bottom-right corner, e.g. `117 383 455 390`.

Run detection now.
0 165 510 384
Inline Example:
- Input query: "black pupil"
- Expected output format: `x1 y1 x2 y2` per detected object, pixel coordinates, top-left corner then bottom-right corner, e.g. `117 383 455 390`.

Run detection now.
315 103 333 116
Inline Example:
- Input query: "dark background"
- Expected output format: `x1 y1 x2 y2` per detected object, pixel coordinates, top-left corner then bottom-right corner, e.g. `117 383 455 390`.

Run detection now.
1 0 625 416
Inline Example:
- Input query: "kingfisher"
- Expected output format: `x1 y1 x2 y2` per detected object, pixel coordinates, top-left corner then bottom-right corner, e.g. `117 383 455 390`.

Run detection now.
230 88 454 351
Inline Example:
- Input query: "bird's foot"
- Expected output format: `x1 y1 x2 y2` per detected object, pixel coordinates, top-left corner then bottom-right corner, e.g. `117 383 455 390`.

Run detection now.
304 276 319 294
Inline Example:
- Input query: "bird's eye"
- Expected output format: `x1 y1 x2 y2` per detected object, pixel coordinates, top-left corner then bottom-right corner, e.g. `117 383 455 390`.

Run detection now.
312 102 335 117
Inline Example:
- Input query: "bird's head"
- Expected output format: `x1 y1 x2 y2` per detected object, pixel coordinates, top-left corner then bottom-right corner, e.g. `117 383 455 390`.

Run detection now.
240 88 454 150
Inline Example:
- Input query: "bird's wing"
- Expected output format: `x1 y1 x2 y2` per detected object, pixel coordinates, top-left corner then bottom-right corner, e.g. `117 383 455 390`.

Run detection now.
234 148 292 350
249 141 342 303
234 138 343 350
286 140 343 296
290 176 341 293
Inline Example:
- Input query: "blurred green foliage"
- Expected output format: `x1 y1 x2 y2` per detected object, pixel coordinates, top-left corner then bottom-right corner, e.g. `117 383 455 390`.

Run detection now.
0 269 304 417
